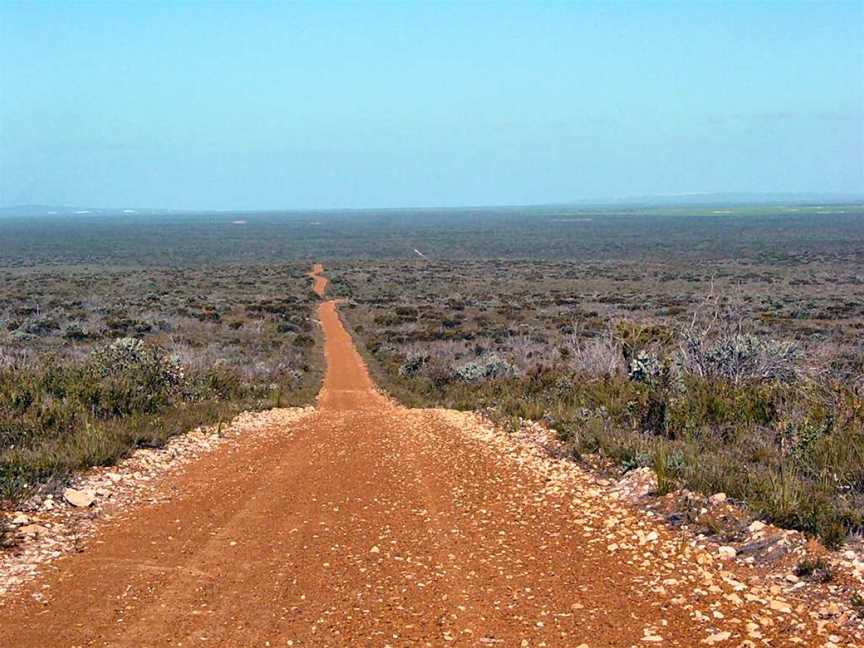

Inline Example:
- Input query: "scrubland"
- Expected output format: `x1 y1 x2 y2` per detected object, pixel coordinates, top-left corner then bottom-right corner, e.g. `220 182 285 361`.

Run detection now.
0 264 322 510
330 253 864 546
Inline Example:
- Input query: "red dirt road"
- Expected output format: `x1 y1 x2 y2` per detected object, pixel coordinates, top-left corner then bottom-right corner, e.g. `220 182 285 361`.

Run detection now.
310 262 328 297
0 266 845 646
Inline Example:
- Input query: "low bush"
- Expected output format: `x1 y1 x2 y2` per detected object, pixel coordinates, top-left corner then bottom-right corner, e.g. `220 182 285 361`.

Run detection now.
398 351 429 377
453 354 519 382
682 333 800 384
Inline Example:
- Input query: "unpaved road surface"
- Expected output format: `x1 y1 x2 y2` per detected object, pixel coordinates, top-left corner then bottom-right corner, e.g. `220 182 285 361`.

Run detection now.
0 266 849 646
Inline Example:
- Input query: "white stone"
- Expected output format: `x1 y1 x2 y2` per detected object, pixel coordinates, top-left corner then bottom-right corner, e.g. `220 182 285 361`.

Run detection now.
10 512 30 526
18 524 48 536
748 520 767 534
769 599 792 614
63 488 95 508
718 546 737 558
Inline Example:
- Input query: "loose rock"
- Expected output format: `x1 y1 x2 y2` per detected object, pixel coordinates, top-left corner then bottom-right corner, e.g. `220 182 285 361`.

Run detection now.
63 489 95 508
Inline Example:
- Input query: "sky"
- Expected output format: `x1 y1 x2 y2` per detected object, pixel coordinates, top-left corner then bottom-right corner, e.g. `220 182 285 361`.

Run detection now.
0 1 862 210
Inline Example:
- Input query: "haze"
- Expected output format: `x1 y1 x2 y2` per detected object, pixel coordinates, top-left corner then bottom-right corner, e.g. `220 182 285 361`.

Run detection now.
1 1 862 210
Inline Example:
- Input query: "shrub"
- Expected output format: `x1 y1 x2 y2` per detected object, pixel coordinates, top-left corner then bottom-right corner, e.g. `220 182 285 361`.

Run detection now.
88 338 185 416
426 362 455 387
398 352 429 377
628 351 662 384
453 354 519 383
616 322 674 364
794 557 832 582
63 323 89 341
90 337 184 388
292 334 315 348
653 446 677 496
567 328 625 377
682 333 799 384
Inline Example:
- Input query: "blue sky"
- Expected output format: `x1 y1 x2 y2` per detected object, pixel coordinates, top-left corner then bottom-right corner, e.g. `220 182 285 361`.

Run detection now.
0 1 862 210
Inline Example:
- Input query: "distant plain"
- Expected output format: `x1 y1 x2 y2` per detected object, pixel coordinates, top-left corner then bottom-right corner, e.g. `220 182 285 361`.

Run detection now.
1 202 862 267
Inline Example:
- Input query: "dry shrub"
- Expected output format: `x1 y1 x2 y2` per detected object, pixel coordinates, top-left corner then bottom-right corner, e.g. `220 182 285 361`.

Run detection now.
566 326 625 377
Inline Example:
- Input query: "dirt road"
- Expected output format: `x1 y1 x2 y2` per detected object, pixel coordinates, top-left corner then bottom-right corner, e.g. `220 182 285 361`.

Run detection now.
310 262 328 297
0 266 845 646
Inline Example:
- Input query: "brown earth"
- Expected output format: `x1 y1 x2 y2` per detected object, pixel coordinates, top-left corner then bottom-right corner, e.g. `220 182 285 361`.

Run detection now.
310 262 328 297
0 265 854 647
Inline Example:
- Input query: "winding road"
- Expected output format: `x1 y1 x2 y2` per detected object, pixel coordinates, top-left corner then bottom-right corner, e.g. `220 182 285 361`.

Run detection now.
0 265 838 646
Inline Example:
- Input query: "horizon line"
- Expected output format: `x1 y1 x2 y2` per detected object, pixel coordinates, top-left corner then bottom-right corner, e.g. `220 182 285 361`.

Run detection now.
3 191 864 215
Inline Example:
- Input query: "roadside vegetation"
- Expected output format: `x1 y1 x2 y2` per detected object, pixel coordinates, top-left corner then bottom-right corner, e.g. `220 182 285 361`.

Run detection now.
332 257 864 547
0 264 322 508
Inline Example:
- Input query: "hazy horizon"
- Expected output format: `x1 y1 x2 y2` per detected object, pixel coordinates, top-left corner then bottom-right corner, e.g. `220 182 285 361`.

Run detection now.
1 1 862 211
4 191 864 216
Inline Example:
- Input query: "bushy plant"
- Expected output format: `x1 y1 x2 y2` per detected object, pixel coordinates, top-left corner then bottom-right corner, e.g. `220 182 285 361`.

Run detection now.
682 333 799 384
628 351 662 384
87 338 185 416
62 323 90 341
453 354 518 382
567 328 625 377
90 337 184 387
614 321 675 364
398 352 429 377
